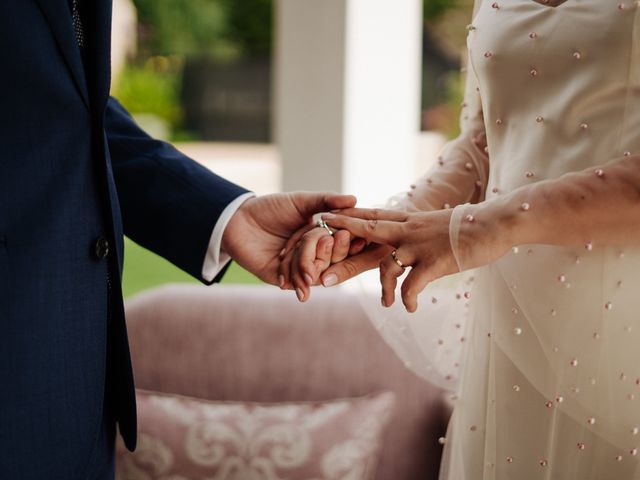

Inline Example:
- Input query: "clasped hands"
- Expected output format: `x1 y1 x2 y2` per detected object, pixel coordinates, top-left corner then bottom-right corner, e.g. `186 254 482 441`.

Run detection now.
222 191 508 312
277 206 464 313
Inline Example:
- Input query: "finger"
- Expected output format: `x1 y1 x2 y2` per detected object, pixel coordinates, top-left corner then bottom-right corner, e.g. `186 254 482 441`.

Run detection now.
349 238 367 256
313 235 335 282
290 244 310 302
321 244 393 287
329 207 409 222
321 213 402 245
297 227 333 285
379 254 406 307
295 192 357 219
330 230 352 264
400 263 432 313
280 224 315 259
278 247 296 290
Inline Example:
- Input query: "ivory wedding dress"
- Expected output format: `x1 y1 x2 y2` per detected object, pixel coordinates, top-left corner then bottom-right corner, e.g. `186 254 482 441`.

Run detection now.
362 1 640 478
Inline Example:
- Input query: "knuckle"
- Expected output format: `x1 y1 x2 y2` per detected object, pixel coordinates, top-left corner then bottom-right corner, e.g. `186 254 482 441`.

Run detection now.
342 260 359 278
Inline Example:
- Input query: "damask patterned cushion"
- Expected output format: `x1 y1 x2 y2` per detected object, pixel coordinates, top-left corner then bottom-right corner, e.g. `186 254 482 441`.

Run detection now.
115 390 396 480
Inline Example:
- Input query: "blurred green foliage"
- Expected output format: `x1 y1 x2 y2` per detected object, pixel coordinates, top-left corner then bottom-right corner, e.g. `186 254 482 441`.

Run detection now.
424 0 458 22
115 56 184 129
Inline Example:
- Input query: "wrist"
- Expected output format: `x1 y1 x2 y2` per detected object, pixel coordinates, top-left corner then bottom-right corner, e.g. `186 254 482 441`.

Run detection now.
221 196 257 255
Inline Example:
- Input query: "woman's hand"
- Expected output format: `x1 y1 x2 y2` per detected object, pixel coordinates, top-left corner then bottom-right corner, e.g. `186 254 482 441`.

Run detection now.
322 207 511 312
276 224 367 301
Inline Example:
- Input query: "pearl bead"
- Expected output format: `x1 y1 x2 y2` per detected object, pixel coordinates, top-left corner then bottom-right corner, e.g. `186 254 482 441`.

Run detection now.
512 307 519 314
464 291 471 299
580 122 589 130
529 32 538 39
556 396 564 403
443 203 451 209
484 146 489 154
596 169 605 177
484 51 494 59
521 202 530 211
496 118 503 125
438 436 447 445
573 51 582 60
558 274 566 283
618 3 626 10
616 455 623 462
466 24 476 31
585 242 593 251
551 309 557 316
588 417 596 425
506 456 513 463
577 442 586 450
525 171 534 178
492 187 500 193
631 448 638 456
530 68 539 77
431 297 438 304
545 400 554 408
536 116 545 123
633 427 639 435
570 358 579 367
540 459 548 467
593 332 600 339
513 385 521 392
512 246 519 254
605 301 613 310
621 373 627 381
465 162 473 170
492 1 500 8
470 425 477 431
466 214 475 223
624 151 632 156
514 327 523 335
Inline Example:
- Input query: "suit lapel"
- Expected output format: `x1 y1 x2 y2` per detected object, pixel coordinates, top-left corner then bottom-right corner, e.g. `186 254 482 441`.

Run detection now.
34 0 90 109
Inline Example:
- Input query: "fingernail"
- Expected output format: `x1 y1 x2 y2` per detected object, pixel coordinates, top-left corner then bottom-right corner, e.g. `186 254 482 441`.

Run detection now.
322 274 338 287
322 213 336 219
296 288 305 301
279 248 286 258
381 297 387 307
330 209 342 213
304 273 313 286
278 275 285 288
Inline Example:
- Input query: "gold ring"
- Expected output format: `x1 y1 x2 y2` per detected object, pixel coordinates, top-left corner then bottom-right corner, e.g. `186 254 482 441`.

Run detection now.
391 250 406 269
317 219 334 236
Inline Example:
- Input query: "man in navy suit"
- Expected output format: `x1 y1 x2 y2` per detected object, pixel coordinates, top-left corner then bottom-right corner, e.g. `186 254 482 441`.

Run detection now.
0 1 356 478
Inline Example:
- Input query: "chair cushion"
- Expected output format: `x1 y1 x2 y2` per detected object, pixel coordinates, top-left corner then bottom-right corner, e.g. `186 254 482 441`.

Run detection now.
116 389 396 480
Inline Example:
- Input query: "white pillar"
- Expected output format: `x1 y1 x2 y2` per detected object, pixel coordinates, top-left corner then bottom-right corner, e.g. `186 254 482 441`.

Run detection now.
276 0 423 207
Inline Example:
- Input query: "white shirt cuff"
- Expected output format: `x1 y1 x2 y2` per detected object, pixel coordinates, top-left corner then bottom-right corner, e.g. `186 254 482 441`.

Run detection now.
202 192 256 282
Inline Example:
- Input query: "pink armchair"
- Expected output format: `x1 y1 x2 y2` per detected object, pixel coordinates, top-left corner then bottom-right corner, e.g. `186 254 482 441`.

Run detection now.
124 284 451 479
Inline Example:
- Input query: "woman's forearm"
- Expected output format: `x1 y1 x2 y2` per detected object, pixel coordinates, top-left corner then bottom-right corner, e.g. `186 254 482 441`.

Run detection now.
477 154 640 249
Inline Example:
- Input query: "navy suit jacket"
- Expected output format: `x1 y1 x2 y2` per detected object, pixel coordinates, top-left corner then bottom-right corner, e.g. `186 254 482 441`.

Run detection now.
0 0 248 477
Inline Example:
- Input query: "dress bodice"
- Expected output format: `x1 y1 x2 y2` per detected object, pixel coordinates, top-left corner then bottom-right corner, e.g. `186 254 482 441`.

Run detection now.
468 0 640 191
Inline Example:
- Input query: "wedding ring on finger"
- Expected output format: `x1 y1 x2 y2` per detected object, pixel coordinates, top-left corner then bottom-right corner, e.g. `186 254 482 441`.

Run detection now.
316 219 334 236
391 250 407 270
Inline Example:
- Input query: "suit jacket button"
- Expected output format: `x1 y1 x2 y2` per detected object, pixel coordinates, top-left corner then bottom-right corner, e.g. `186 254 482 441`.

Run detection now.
95 237 110 260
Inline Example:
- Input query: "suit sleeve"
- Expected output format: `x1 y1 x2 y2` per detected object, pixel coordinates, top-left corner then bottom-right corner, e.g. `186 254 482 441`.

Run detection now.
104 97 250 284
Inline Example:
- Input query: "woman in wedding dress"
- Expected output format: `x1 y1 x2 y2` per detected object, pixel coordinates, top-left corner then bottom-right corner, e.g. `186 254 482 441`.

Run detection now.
281 0 640 478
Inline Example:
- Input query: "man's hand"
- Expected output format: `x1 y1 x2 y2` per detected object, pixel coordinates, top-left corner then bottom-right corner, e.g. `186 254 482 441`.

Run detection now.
221 192 357 288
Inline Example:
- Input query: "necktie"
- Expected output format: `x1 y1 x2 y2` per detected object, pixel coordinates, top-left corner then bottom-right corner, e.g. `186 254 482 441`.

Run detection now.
70 0 85 49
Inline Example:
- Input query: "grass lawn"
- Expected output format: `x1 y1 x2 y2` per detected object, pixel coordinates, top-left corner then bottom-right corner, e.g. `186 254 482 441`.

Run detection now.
122 237 262 298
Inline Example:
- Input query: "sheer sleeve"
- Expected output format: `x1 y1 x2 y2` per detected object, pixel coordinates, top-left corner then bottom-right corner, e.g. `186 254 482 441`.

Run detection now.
357 1 486 393
389 49 489 214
